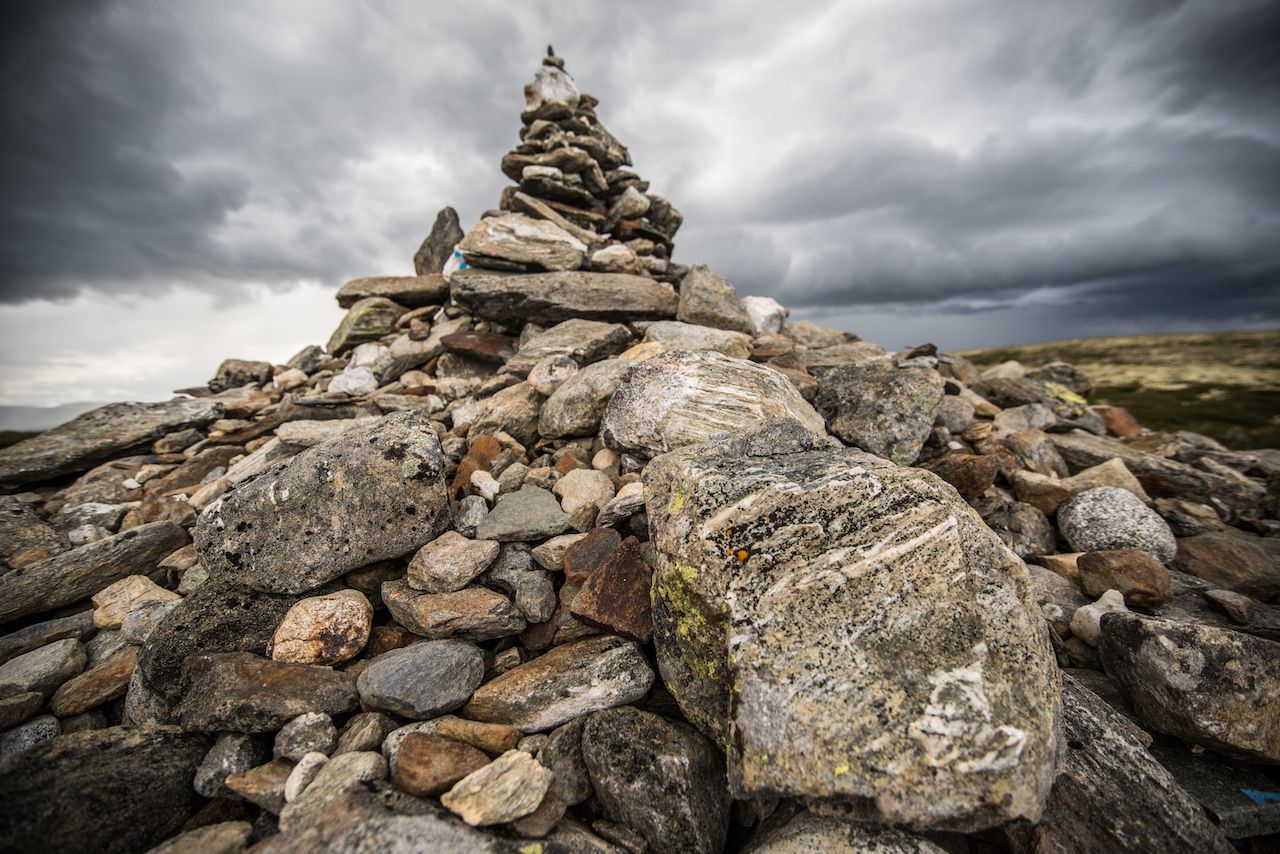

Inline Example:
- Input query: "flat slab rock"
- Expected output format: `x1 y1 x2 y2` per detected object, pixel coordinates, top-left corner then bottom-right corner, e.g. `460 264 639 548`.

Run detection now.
176 651 359 732
602 349 829 458
643 418 1060 832
1007 674 1234 853
0 521 189 625
335 274 448 309
0 398 224 491
450 268 678 325
0 725 209 854
195 411 450 594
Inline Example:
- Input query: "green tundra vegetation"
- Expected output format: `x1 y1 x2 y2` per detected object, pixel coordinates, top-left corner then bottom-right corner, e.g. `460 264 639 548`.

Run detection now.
960 330 1280 450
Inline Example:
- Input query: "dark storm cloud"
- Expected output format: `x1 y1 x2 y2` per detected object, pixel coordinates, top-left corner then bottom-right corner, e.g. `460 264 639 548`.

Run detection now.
0 0 1277 340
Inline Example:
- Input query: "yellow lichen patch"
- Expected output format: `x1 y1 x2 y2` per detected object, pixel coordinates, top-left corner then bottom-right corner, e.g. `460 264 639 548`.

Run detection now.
670 489 686 513
834 764 850 776
518 845 543 854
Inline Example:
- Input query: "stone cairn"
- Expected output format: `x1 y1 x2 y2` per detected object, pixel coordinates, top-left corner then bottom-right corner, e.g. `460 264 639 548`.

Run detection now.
0 52 1278 854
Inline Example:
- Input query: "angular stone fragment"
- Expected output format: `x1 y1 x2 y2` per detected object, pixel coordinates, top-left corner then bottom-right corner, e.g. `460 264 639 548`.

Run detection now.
49 644 138 715
0 499 68 568
0 691 43 730
553 468 614 518
278 750 389 832
538 359 632 438
91 574 180 629
0 713 59 760
501 318 632 376
602 350 827 458
176 652 358 733
337 274 449 310
441 748 552 826
0 726 208 854
922 453 999 501
395 732 491 797
644 319 751 358
1007 675 1234 854
451 269 678 325
382 580 525 641
0 610 94 667
464 635 655 732
275 711 338 760
582 706 729 854
459 212 586 271
644 418 1060 831
814 360 944 464
1099 613 1280 763
326 296 405 355
408 531 500 593
195 411 450 594
195 732 272 798
0 398 223 490
226 759 293 813
563 527 622 583
571 537 653 642
465 382 543 448
1077 548 1172 607
356 640 484 719
270 588 372 665
474 485 570 542
0 521 188 624
415 207 465 275
676 264 753 333
1057 487 1176 563
147 821 253 854
209 358 272 392
1170 532 1280 602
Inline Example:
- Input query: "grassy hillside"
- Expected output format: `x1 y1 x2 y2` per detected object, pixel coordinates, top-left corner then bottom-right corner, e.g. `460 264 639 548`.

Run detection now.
958 330 1280 451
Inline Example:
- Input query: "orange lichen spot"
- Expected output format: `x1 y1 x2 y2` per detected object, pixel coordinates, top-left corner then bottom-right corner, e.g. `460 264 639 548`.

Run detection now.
736 549 749 562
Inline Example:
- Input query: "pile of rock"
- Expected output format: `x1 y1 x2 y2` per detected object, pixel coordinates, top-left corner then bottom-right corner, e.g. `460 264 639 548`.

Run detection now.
1 53 1278 854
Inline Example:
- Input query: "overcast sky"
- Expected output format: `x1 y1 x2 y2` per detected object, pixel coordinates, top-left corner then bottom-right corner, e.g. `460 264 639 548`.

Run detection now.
2 0 1278 409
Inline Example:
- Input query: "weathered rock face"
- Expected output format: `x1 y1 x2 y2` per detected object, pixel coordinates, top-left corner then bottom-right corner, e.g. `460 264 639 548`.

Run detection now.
1099 613 1280 763
602 350 828 458
0 521 189 624
1170 531 1280 602
644 418 1060 831
676 265 754 333
175 652 359 733
1057 487 1177 563
336 274 449 309
356 641 484 719
582 706 730 854
814 360 944 465
450 269 678 325
0 398 223 490
0 726 209 854
326 296 406 355
195 411 450 594
459 212 587 271
538 359 631 438
747 810 946 853
1009 675 1234 854
414 206 465 275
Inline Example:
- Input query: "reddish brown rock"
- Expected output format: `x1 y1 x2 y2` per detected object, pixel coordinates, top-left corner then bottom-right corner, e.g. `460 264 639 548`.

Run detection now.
562 528 622 583
49 645 139 716
430 717 522 756
570 537 653 643
922 453 998 501
394 733 491 797
1092 404 1143 438
225 759 293 813
1170 532 1280 602
1077 549 1173 607
362 625 420 659
440 331 517 365
382 580 525 641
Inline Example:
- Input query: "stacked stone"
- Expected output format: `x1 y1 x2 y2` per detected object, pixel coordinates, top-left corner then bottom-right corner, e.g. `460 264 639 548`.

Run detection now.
0 52 1278 854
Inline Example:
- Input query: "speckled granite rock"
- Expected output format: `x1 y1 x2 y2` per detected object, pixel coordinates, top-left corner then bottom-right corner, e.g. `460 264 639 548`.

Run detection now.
1057 487 1177 563
644 418 1060 831
195 411 450 594
814 359 944 465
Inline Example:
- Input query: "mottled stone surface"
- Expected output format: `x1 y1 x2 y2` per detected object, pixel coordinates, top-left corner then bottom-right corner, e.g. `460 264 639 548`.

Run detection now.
176 652 359 732
0 637 85 698
382 580 525 641
814 360 944 465
571 536 653 642
0 522 188 624
538 359 632 438
356 640 484 719
451 269 678 325
0 726 209 854
748 810 946 853
441 748 552 826
49 644 138 715
0 398 223 491
195 732 271 798
644 418 1060 831
1057 487 1176 563
1008 675 1233 854
275 712 338 760
326 297 405 355
582 706 729 854
501 318 632 376
1077 548 1172 607
464 635 654 732
271 589 373 665
643 320 751 358
147 821 253 854
1170 531 1280 602
1099 613 1280 762
407 531 500 593
0 498 68 568
395 732 490 797
195 412 450 594
602 350 827 458
459 212 586 271
474 485 570 542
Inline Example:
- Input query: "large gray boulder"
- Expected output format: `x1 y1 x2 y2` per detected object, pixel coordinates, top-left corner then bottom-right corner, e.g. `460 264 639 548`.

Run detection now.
602 350 828 458
643 418 1060 831
450 269 678 325
195 411 450 594
0 398 223 491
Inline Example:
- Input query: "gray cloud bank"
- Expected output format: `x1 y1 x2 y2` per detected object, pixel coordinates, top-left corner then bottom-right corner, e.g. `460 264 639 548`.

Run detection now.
1 0 1278 337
